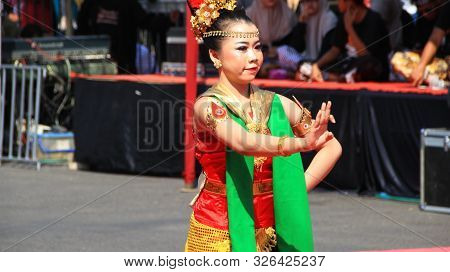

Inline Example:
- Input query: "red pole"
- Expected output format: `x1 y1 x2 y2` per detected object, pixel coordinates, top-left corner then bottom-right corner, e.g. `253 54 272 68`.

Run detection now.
183 4 198 189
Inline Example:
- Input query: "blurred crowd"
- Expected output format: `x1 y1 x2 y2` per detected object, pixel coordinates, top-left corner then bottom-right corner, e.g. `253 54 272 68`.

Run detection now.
1 0 449 85
1 0 180 74
244 0 449 85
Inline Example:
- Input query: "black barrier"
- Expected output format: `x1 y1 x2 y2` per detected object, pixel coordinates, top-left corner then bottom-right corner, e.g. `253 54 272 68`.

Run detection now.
73 79 189 176
73 79 450 197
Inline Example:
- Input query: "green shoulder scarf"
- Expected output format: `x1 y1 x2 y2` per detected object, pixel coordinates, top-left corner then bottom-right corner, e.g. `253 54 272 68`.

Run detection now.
199 84 313 252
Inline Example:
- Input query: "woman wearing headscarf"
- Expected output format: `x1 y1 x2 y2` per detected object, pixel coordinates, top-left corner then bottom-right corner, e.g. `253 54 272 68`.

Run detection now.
246 0 302 52
299 0 338 60
246 0 337 76
310 0 391 82
371 0 403 50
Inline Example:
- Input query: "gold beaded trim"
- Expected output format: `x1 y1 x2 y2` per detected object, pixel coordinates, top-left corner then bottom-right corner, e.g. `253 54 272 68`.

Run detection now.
190 0 237 39
203 30 260 39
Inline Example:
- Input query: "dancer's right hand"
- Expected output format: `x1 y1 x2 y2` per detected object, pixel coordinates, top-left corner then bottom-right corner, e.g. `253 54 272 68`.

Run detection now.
304 101 335 151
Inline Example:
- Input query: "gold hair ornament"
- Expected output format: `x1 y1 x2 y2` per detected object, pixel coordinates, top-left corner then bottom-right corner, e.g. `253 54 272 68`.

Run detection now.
203 30 260 39
190 0 237 39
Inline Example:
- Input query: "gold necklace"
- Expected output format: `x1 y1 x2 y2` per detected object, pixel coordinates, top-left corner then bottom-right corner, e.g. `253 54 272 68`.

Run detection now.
214 83 270 172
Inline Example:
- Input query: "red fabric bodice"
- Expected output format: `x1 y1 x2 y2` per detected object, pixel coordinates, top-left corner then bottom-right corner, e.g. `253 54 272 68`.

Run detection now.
192 129 274 230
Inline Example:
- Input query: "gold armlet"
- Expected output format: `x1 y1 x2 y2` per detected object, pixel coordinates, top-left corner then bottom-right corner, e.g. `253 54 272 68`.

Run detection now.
205 100 229 133
278 136 289 157
291 96 312 137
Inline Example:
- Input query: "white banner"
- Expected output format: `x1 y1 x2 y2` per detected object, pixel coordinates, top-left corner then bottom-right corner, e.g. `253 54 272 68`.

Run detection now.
0 252 448 272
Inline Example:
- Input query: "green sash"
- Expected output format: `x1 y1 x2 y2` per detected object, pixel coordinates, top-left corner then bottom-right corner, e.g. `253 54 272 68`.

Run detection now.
223 94 314 252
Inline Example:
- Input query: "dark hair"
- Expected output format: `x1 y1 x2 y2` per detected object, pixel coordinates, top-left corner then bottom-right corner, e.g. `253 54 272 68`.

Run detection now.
190 7 254 51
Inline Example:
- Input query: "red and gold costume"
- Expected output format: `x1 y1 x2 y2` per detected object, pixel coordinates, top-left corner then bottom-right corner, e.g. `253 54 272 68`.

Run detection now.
185 86 278 252
186 118 277 252
185 84 313 252
185 0 314 252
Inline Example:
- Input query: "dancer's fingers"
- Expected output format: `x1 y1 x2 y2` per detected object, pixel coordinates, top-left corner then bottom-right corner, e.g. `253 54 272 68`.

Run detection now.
330 114 336 124
324 101 331 122
314 111 322 129
318 102 325 125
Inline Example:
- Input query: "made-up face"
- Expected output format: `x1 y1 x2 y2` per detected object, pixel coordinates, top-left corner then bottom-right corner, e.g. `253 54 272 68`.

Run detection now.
211 22 263 85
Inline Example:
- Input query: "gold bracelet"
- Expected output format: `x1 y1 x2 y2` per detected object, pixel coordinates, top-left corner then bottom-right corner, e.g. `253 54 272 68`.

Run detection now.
291 96 313 137
278 136 289 156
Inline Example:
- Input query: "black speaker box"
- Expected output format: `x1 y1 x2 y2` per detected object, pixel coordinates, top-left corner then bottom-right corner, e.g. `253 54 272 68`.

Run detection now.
420 128 450 213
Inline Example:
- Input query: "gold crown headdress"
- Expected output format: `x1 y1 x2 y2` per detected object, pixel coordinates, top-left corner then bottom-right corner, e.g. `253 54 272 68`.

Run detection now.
189 0 259 40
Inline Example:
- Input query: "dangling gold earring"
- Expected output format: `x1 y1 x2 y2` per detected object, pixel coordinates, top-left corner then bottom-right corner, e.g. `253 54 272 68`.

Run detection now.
213 60 222 69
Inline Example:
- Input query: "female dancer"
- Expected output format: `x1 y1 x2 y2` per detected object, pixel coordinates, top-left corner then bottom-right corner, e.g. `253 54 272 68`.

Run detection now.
185 0 342 252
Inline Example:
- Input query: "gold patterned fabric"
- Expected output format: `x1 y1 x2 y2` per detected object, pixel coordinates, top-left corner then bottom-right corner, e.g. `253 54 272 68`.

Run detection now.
185 213 277 252
202 179 273 195
391 51 448 80
198 83 275 171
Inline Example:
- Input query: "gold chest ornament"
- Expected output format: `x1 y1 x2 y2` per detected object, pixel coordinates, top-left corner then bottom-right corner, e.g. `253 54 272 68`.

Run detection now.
246 122 271 172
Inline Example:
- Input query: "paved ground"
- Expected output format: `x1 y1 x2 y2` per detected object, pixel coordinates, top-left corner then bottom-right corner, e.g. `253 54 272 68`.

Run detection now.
1 164 449 252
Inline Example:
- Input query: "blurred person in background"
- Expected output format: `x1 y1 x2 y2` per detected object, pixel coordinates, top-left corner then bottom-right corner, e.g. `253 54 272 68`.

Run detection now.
410 0 449 85
246 0 308 77
246 0 337 78
76 0 176 74
246 0 300 50
400 2 416 50
310 0 391 82
288 0 339 81
298 0 338 61
371 0 404 50
411 0 446 50
1 2 20 37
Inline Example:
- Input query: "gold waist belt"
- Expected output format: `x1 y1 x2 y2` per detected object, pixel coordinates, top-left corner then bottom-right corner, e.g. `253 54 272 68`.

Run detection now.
203 179 273 196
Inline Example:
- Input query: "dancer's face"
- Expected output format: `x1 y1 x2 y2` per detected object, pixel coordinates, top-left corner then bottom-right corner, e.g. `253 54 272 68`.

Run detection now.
211 22 263 85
